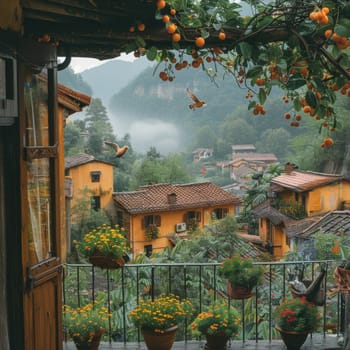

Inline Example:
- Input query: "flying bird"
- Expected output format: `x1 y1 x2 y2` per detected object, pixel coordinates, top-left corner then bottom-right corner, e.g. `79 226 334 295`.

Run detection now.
186 88 206 110
104 141 129 158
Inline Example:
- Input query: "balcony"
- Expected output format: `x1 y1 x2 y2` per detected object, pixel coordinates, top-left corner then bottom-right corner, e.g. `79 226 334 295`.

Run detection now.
63 260 343 350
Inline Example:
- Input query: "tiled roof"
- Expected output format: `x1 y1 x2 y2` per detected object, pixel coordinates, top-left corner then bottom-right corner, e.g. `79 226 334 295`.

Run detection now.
233 165 255 178
298 210 350 239
113 182 242 214
251 201 290 225
232 152 278 162
231 144 256 152
271 170 344 192
65 153 115 169
284 216 321 238
251 200 321 237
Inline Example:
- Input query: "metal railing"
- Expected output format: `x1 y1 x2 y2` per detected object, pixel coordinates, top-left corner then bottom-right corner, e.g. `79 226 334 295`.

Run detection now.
63 260 344 345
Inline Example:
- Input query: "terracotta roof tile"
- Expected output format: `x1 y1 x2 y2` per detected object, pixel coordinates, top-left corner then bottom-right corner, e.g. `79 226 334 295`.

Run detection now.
298 210 350 239
65 153 115 169
231 144 256 152
271 170 344 192
113 182 242 214
232 152 278 162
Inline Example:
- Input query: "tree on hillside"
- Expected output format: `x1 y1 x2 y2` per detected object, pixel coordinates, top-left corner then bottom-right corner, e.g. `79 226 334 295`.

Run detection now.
256 128 291 161
129 147 193 189
221 117 256 146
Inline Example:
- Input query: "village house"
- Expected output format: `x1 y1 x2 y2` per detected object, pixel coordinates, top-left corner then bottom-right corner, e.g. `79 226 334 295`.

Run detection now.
192 148 214 162
108 182 242 257
252 163 350 258
64 153 115 211
217 148 278 193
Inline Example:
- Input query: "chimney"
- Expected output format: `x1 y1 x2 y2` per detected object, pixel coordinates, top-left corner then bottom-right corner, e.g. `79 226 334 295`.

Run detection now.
167 193 177 204
285 162 297 175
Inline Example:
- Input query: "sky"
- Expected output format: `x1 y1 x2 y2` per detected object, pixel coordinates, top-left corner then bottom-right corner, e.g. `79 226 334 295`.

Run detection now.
68 53 136 73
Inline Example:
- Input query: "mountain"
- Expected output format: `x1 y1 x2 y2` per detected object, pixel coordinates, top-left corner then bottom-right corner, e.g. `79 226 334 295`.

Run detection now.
80 56 153 106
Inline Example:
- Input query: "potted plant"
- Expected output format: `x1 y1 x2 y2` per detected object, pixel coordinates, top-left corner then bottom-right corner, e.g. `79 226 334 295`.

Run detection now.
129 294 193 350
273 297 321 350
189 300 241 350
63 302 109 350
221 255 264 299
74 224 129 269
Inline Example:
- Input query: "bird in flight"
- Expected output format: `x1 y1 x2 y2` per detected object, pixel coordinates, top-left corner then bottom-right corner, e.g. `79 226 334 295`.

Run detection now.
104 141 129 158
186 88 206 109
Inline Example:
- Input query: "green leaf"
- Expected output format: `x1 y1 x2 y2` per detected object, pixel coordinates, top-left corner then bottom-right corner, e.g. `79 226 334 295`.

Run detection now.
248 101 256 110
238 42 252 59
255 15 274 30
305 90 317 108
293 98 302 111
246 66 263 79
200 29 210 39
258 88 266 105
286 78 306 90
135 36 146 48
334 23 350 37
146 46 158 61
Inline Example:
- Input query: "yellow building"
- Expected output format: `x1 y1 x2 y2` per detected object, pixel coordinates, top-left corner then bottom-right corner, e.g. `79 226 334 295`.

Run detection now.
65 153 115 211
253 163 350 258
111 182 242 257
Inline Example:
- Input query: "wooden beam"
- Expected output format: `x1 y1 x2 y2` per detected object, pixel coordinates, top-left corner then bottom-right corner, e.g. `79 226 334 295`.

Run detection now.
0 0 22 32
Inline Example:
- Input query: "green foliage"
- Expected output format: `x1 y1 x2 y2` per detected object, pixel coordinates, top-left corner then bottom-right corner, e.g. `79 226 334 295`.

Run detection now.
145 224 159 241
129 294 193 332
75 224 129 259
189 299 241 337
221 255 264 289
63 301 109 342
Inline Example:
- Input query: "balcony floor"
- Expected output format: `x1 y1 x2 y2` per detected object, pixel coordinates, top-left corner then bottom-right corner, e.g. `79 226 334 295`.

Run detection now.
64 334 342 350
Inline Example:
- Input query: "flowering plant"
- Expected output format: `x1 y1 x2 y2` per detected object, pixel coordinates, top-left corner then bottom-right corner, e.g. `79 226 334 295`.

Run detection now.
63 302 110 344
75 224 129 260
190 300 241 337
221 255 264 290
273 297 321 332
145 224 159 241
129 294 193 333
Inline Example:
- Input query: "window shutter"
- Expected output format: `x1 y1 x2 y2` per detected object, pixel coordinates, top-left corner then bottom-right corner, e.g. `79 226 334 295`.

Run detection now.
223 208 229 216
141 217 146 229
183 213 188 222
196 211 201 222
155 215 161 226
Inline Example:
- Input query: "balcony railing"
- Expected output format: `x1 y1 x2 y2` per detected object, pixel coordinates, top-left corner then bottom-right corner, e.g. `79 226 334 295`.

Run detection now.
63 260 344 348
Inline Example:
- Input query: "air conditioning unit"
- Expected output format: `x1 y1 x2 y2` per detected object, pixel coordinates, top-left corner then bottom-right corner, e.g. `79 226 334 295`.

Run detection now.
176 222 186 233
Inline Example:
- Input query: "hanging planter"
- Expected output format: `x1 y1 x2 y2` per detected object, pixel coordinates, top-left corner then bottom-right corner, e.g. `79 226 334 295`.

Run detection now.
220 255 264 300
334 265 350 293
74 224 129 269
88 251 126 269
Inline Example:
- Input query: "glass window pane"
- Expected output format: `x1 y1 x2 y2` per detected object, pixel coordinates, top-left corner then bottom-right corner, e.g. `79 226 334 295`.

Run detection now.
24 68 54 264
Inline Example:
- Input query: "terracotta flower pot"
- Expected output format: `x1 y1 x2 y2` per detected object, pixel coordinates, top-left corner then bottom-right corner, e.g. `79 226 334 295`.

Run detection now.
88 252 126 269
227 282 254 300
141 325 178 350
275 325 309 350
204 333 229 350
72 329 104 350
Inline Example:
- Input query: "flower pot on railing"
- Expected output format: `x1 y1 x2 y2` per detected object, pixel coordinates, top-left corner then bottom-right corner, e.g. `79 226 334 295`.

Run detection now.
204 333 229 350
227 282 254 300
72 329 104 350
275 325 309 350
141 325 178 350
